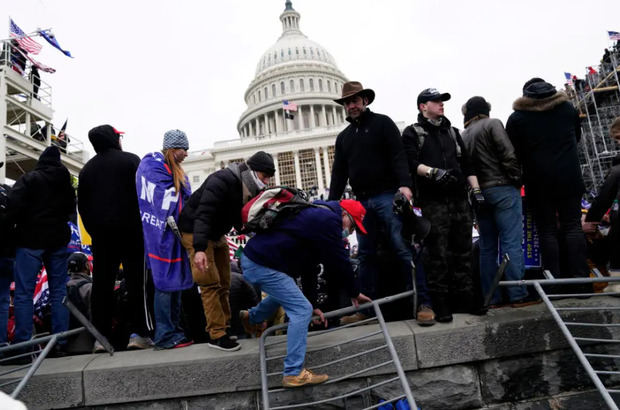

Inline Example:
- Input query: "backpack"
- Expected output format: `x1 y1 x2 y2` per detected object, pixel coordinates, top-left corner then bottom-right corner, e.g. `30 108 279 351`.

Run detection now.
67 277 91 327
241 186 324 233
411 123 461 158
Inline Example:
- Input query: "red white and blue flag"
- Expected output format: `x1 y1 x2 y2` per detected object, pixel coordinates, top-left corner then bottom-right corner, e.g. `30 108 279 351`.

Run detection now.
9 18 42 54
608 31 620 41
564 72 573 85
33 270 49 320
283 100 298 111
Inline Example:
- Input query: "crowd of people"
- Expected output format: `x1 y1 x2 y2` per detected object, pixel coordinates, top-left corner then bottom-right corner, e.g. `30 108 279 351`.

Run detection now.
0 73 618 388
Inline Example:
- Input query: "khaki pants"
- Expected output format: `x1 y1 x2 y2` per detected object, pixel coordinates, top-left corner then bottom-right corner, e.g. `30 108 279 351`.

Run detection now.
182 233 231 340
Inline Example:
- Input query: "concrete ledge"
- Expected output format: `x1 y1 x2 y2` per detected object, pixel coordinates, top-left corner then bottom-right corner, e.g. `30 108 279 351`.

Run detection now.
1 296 618 409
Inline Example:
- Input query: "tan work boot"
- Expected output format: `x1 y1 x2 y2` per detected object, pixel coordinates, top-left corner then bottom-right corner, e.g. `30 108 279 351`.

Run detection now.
239 310 262 337
282 368 328 388
416 304 436 326
339 312 368 326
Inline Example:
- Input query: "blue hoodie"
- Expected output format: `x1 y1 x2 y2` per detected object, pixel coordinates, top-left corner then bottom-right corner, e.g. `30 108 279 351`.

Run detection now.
243 200 359 306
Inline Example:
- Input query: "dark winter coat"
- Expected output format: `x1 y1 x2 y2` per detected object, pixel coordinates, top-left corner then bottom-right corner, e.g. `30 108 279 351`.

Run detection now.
7 148 75 249
0 183 14 257
586 161 620 224
243 201 359 307
328 109 412 200
461 117 521 189
402 114 473 202
506 91 584 199
179 162 257 252
78 125 142 235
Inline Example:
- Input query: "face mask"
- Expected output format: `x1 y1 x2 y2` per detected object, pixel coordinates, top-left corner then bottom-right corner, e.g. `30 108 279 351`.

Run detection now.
342 228 351 239
251 171 266 190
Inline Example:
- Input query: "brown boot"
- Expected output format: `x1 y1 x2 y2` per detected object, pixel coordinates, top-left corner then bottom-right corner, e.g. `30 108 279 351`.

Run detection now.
339 312 369 326
282 368 328 388
416 304 436 326
239 310 262 337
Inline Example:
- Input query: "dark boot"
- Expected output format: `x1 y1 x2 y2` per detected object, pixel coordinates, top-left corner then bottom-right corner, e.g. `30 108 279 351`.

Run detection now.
432 294 453 323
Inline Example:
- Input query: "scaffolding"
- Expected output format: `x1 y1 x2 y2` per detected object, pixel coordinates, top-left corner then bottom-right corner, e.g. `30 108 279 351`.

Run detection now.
0 41 88 184
570 43 620 195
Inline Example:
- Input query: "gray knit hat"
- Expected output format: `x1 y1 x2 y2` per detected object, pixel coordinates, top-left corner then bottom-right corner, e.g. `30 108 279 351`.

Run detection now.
163 129 189 150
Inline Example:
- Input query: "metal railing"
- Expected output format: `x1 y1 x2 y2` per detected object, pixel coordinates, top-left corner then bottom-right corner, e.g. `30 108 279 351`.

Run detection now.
259 290 418 410
487 260 620 410
0 297 113 399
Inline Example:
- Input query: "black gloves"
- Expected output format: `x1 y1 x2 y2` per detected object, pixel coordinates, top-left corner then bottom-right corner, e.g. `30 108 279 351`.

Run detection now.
471 187 485 206
427 168 458 185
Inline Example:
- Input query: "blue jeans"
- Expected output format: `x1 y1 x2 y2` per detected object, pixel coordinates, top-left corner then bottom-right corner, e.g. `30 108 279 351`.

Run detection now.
357 192 413 299
0 257 14 345
153 288 185 348
478 186 527 303
241 254 312 376
14 247 70 343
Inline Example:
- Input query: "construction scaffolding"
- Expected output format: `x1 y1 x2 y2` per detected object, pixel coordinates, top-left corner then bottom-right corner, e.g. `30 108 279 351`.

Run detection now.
570 42 620 195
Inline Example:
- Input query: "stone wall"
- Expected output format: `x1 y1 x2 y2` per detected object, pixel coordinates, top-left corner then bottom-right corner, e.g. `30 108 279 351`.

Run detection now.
2 297 619 409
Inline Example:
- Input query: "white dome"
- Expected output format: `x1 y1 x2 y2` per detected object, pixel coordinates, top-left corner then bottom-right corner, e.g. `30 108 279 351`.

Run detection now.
254 1 340 77
255 34 338 77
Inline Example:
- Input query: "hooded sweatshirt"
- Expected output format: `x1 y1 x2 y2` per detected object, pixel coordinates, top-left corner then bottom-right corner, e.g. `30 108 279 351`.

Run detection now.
78 125 142 234
7 146 75 249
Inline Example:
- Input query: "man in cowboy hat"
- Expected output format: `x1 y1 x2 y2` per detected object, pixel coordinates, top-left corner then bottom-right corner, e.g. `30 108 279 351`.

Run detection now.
328 81 420 324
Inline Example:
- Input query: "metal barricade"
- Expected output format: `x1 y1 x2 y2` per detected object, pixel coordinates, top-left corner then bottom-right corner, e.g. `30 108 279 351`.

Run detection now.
0 297 113 399
487 260 620 410
259 290 418 410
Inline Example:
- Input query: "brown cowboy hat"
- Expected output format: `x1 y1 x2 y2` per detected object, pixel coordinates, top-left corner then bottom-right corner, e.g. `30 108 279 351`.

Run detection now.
334 81 375 105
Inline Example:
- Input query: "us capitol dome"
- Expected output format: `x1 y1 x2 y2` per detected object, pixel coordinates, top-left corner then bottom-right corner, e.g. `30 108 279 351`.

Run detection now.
184 0 349 195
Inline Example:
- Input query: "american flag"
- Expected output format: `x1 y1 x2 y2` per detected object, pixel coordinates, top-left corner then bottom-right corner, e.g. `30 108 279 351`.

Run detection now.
226 236 239 261
33 270 49 320
608 31 620 41
9 18 42 54
283 100 298 112
564 72 573 85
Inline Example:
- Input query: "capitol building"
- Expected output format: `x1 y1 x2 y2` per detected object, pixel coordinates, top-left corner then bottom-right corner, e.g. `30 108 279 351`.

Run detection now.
183 0 349 195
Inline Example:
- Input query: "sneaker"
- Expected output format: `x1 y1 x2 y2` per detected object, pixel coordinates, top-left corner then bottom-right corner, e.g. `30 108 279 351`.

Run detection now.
207 334 241 352
282 368 328 388
173 339 194 349
416 305 436 326
93 340 106 354
239 310 262 337
127 334 155 350
510 297 542 308
339 312 368 326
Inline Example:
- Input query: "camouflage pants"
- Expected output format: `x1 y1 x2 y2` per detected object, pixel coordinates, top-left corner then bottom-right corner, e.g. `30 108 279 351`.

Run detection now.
421 197 473 296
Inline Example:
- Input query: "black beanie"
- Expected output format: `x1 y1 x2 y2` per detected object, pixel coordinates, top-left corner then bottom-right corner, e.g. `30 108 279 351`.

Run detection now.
522 77 556 99
247 151 275 176
38 146 61 166
462 96 491 125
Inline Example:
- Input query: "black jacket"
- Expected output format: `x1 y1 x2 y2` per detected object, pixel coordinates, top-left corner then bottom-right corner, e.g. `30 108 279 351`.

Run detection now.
78 126 142 235
586 162 620 223
461 117 521 189
0 183 13 257
7 149 75 249
328 109 411 200
179 163 252 252
402 114 473 201
506 91 584 199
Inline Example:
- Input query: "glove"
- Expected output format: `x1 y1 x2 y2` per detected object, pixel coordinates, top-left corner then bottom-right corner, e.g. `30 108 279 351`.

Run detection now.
471 187 485 206
392 191 410 215
428 168 458 185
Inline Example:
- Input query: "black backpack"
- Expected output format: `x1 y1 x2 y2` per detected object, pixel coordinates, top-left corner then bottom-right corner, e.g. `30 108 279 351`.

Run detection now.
67 278 91 326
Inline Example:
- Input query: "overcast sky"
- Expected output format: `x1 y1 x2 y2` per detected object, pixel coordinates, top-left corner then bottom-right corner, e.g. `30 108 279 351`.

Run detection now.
7 0 620 158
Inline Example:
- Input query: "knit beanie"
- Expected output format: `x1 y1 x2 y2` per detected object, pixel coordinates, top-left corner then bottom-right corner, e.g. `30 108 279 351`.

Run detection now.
462 96 491 125
610 117 620 140
38 146 61 166
522 78 557 99
247 151 275 176
163 129 189 151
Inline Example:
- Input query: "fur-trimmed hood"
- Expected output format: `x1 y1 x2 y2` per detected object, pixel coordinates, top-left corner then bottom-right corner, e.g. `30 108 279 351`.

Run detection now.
512 91 569 112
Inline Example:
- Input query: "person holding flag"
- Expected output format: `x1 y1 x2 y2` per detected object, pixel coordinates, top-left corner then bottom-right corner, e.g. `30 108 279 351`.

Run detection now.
136 130 194 349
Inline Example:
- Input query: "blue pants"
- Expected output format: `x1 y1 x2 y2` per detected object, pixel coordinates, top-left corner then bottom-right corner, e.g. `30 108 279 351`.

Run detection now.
153 288 185 348
14 246 70 343
241 254 312 376
0 257 14 345
478 186 527 303
357 192 413 299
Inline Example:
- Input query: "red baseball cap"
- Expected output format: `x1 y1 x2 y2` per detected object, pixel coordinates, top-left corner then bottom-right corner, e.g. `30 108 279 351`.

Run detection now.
339 199 367 234
112 127 125 135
